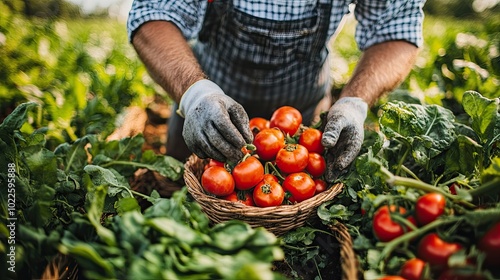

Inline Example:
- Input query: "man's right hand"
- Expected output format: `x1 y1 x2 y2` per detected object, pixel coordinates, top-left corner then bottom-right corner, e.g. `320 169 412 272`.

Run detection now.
178 79 253 163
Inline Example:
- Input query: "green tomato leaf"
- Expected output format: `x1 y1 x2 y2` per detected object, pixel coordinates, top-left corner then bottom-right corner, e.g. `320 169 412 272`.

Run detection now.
54 134 97 173
114 197 140 215
83 165 130 197
462 91 500 145
139 150 184 181
482 157 500 183
379 101 457 165
0 102 38 141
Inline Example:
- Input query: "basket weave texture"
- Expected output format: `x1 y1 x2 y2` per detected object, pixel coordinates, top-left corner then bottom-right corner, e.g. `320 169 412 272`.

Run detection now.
184 154 344 236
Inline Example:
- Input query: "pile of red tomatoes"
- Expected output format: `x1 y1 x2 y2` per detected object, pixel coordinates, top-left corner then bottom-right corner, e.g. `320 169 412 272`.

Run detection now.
201 106 330 207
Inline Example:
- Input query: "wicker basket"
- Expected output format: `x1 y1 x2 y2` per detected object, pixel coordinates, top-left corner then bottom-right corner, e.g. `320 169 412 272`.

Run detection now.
184 154 344 236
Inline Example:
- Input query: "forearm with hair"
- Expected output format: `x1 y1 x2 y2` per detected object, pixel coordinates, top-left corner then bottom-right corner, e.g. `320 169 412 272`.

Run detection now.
132 21 207 103
340 40 419 106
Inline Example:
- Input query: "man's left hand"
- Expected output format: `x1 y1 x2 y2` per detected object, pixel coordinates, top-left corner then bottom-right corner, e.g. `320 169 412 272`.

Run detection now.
321 97 368 182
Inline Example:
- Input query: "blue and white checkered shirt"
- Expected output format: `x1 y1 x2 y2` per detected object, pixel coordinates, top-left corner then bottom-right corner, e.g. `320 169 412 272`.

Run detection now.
127 0 425 50
127 0 425 123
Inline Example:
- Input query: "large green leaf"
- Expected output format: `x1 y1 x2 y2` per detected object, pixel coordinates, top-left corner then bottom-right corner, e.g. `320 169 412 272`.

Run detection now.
462 91 500 145
379 101 457 165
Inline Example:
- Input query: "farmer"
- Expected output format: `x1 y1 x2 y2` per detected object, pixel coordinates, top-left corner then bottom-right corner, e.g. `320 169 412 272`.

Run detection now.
127 0 425 182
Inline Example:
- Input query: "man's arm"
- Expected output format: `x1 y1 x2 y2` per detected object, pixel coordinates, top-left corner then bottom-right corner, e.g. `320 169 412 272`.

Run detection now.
131 21 206 103
322 40 419 181
339 40 419 106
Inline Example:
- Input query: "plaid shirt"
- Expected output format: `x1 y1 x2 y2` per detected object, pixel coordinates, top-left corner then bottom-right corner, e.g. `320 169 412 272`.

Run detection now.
127 0 425 50
127 0 425 122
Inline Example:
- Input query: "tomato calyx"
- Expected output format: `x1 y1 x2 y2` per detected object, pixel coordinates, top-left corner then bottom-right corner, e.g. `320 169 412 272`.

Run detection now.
259 183 272 194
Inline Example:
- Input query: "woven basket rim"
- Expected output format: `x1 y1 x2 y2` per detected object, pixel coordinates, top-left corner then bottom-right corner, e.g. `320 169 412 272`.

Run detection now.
183 154 344 236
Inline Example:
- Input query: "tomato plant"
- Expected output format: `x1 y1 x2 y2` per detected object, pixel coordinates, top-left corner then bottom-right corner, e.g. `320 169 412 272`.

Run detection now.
306 152 326 177
275 144 309 174
253 180 285 207
417 233 463 267
282 172 316 202
415 193 446 226
372 205 417 242
399 258 426 280
478 221 500 266
249 117 270 136
299 127 324 153
232 156 265 190
223 190 255 206
201 166 235 196
253 128 286 161
269 106 302 136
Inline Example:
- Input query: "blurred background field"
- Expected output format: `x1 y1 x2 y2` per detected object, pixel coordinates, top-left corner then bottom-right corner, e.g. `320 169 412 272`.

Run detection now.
0 0 499 148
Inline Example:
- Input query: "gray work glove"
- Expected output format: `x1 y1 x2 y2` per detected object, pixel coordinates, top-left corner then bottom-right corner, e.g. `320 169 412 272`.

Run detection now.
321 97 368 182
177 79 253 163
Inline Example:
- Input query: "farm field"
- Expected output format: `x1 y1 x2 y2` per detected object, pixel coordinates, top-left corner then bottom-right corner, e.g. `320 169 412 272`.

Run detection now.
1 2 499 279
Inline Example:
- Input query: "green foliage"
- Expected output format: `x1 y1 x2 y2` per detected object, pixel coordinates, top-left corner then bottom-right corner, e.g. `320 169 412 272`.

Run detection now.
0 103 186 278
317 91 500 279
0 4 160 149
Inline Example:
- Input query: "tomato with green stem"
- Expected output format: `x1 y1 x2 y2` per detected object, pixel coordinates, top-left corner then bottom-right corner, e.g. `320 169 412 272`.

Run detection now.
306 152 326 177
253 128 286 161
269 106 302 136
417 233 463 267
299 127 324 153
253 180 285 207
232 155 264 190
372 205 417 242
201 166 234 196
282 172 316 202
415 193 446 226
276 144 309 174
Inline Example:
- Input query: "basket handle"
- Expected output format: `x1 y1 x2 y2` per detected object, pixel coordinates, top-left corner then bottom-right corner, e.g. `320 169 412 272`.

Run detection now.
329 223 359 280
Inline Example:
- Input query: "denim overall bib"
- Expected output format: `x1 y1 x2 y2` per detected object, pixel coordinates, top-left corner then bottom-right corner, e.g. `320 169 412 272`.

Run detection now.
167 0 334 160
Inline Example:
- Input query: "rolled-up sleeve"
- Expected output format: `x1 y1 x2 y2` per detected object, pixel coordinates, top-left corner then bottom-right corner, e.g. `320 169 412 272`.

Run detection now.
353 0 425 50
127 0 206 42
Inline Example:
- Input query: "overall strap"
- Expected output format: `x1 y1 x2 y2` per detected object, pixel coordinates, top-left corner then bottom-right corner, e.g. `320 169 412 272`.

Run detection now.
199 0 230 42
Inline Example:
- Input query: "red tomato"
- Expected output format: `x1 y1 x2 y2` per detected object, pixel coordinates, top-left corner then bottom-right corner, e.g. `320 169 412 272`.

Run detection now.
449 183 460 195
269 106 302 136
263 173 279 183
299 128 324 153
232 156 264 190
276 144 309 174
249 117 270 136
253 180 285 207
222 191 255 206
400 258 426 280
282 172 316 202
203 158 225 171
306 152 326 177
314 178 328 194
417 233 463 267
253 128 286 161
201 166 235 196
372 205 417 242
478 221 500 266
379 277 406 280
415 193 446 226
